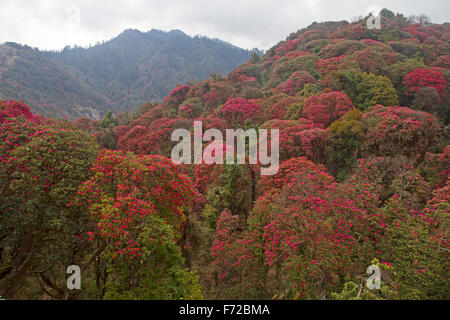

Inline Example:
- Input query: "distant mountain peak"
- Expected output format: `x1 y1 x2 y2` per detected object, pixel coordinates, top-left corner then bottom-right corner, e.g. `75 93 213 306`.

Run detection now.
1 29 255 118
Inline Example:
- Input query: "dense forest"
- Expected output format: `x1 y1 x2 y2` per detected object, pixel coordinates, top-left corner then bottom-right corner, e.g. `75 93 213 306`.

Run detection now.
46 29 258 110
0 9 449 300
0 42 117 119
0 30 253 119
0 30 254 119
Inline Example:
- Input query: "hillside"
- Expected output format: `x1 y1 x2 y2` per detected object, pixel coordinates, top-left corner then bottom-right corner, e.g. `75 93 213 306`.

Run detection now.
81 9 449 299
0 30 255 119
0 9 449 301
0 42 116 119
45 29 256 110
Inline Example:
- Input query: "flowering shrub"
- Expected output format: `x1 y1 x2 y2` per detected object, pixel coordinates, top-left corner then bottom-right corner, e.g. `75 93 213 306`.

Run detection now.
0 100 38 123
76 150 198 254
315 56 345 75
163 84 192 111
277 71 316 96
261 119 327 162
362 105 441 159
220 97 260 126
303 91 354 128
403 68 447 102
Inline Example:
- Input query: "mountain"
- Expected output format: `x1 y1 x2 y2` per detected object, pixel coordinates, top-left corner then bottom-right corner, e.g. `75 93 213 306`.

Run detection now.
0 30 255 119
1 8 449 301
45 29 255 112
0 42 116 119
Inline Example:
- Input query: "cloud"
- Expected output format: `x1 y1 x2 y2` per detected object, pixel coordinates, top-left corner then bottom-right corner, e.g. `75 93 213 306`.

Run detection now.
0 0 448 51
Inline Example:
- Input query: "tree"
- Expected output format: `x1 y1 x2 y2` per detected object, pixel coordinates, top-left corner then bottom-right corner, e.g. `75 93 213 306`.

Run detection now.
76 150 202 299
403 68 447 103
355 73 399 110
376 196 448 299
219 98 260 127
362 105 441 161
0 113 99 298
327 109 365 180
302 91 355 128
276 71 316 96
99 111 117 129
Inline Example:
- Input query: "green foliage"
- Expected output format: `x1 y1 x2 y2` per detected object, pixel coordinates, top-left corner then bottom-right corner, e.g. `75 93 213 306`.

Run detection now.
355 73 399 110
99 111 117 129
327 109 365 180
0 118 99 298
336 70 399 110
203 165 252 229
377 198 449 299
104 216 203 300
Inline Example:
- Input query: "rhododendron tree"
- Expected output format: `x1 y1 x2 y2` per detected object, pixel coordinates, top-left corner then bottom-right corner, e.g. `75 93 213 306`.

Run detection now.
243 158 385 299
315 56 345 75
268 52 318 86
210 209 264 299
0 113 99 298
261 119 327 163
75 150 203 299
362 105 441 160
219 98 260 127
185 80 235 111
254 94 303 122
348 157 432 210
403 68 448 102
162 84 192 114
420 146 450 189
0 100 38 123
302 91 355 128
352 48 388 74
276 71 316 96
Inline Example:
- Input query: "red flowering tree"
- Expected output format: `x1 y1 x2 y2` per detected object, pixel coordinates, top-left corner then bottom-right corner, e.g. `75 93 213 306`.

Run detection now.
315 56 345 75
247 158 382 298
302 91 354 128
277 71 316 96
0 111 99 298
348 157 432 210
76 150 198 256
261 119 327 163
403 68 447 102
163 84 192 114
0 100 38 123
75 150 202 299
210 209 264 299
219 97 260 127
362 105 441 160
254 94 303 122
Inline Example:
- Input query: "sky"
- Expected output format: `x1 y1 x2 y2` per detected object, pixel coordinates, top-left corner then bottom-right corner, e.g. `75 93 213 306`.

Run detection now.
0 0 449 51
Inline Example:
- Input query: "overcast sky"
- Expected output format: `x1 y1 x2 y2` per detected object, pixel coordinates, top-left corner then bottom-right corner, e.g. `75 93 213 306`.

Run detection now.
0 0 449 51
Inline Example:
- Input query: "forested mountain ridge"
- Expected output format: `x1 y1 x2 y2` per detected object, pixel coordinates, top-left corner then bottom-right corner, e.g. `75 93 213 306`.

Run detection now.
0 42 116 119
45 29 256 111
0 30 255 119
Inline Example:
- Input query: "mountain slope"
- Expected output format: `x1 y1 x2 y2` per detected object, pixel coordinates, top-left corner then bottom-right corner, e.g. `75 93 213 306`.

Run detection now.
45 29 255 110
0 42 116 119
